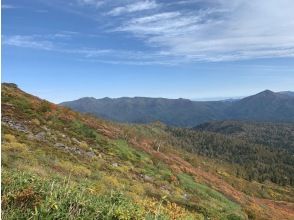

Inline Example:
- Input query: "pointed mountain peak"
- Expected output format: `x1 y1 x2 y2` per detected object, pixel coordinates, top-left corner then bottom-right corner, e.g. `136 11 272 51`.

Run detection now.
259 89 275 95
252 90 277 98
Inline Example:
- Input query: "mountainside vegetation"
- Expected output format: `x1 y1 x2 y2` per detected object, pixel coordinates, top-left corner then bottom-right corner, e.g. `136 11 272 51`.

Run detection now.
61 97 229 127
168 126 294 186
60 90 294 127
194 120 294 153
2 83 294 220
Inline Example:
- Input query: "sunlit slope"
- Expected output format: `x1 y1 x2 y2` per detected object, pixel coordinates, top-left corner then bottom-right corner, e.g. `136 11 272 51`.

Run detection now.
2 83 294 219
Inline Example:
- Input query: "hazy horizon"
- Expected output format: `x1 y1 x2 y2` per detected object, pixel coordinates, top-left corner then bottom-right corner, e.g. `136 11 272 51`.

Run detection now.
3 81 292 104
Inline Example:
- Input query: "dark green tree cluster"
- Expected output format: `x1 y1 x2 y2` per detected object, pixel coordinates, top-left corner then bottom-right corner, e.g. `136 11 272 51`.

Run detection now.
194 120 294 153
166 126 294 186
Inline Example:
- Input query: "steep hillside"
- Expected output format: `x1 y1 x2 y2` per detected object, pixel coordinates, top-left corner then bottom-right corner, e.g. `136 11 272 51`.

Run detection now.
2 83 294 220
60 90 294 127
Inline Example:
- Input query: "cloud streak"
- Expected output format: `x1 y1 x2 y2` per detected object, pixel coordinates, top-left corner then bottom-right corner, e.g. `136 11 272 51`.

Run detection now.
107 0 158 16
114 0 294 62
77 0 104 7
2 34 179 65
2 4 18 9
3 35 54 50
4 0 294 64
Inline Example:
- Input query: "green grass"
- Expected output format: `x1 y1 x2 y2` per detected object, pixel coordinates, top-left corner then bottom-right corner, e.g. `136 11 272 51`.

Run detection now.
70 120 99 139
112 139 150 163
2 169 203 220
1 169 147 220
177 173 245 220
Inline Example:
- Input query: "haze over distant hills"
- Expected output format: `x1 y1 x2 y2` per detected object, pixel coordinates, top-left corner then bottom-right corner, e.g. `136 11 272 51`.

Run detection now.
60 90 294 127
278 91 294 97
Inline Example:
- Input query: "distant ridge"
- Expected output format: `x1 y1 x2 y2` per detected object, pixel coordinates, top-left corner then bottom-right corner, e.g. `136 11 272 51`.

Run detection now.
278 91 294 97
61 89 294 127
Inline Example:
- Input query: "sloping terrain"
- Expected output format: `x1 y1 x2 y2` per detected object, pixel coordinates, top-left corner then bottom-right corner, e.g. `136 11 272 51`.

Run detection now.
277 91 294 97
194 120 294 153
2 83 294 219
60 90 294 127
224 90 294 122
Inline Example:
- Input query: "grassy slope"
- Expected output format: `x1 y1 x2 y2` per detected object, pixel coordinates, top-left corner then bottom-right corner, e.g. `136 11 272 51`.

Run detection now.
1 84 294 219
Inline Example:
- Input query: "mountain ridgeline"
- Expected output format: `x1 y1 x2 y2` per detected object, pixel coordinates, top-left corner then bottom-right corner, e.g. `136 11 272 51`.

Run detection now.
60 90 294 127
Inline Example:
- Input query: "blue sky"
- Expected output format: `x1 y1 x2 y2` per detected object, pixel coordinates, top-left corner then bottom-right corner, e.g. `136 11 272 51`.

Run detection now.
2 0 294 103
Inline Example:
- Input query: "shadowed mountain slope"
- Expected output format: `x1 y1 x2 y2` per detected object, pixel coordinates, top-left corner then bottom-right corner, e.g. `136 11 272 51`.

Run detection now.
61 90 294 127
224 90 294 121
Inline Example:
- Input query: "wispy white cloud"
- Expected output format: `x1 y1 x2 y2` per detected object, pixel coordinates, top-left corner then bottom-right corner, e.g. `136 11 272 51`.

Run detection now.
2 35 110 55
2 34 177 65
77 0 104 7
114 0 294 62
117 11 201 36
2 4 18 9
4 0 294 64
107 0 158 16
3 35 54 50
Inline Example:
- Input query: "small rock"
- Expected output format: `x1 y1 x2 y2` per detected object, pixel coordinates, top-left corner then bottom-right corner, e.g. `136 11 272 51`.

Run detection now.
27 133 35 140
35 132 46 141
71 137 80 144
86 151 96 158
112 163 119 167
54 143 66 148
143 175 153 182
2 117 29 133
183 193 190 200
42 126 49 131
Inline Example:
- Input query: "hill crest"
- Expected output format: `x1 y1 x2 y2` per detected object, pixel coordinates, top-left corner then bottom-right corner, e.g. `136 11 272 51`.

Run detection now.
60 88 294 127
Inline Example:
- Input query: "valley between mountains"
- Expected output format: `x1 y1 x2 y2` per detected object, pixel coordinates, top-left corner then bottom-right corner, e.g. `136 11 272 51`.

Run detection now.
2 83 294 220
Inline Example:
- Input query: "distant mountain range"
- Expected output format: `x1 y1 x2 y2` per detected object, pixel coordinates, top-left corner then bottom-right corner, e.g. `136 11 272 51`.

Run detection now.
60 90 294 127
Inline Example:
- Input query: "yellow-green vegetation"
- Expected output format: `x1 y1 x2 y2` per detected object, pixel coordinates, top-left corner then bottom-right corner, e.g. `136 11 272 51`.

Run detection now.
2 83 294 220
177 173 243 218
2 170 145 220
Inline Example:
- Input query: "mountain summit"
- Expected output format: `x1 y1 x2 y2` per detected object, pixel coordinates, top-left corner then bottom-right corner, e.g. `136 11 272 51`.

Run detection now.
225 89 294 121
61 90 294 127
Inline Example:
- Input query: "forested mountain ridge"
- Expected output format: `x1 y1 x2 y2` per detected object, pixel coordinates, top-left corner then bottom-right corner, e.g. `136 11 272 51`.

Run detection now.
61 96 230 127
224 90 294 121
194 120 294 153
2 83 294 219
60 89 294 127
